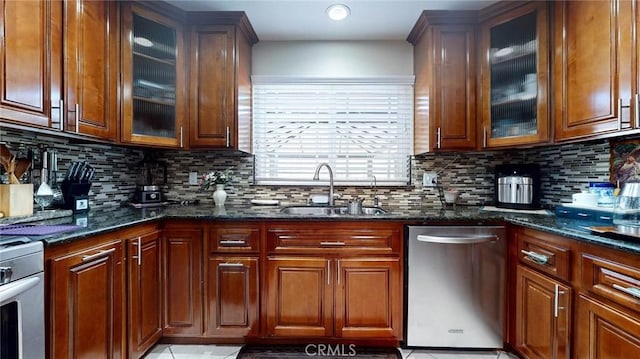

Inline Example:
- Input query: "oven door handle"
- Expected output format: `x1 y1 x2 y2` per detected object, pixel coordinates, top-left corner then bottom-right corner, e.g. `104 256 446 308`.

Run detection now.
0 276 41 305
416 234 498 244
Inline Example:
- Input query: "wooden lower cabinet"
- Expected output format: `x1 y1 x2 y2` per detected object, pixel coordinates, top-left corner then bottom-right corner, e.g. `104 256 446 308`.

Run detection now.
266 255 401 339
335 257 401 339
514 264 571 359
575 294 640 359
127 230 163 359
205 256 259 337
162 224 203 337
266 256 333 337
47 239 125 359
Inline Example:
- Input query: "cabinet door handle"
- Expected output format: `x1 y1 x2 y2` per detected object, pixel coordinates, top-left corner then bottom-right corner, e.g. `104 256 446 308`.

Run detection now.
220 240 246 245
554 284 566 318
219 262 245 268
226 126 230 147
320 241 345 246
327 259 331 285
82 248 116 262
436 127 441 149
337 259 341 285
635 94 639 128
180 126 184 148
613 283 640 298
51 99 64 130
520 249 549 265
131 237 141 266
74 103 80 133
483 127 487 148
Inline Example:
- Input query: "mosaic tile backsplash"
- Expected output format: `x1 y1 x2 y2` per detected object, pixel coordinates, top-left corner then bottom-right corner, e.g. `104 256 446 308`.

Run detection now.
1 127 613 210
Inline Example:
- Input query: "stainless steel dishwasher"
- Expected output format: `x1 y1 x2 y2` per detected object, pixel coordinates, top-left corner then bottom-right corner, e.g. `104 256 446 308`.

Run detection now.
405 225 505 349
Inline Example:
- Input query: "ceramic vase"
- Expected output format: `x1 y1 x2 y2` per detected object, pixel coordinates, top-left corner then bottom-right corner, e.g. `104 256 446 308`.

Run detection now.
212 184 227 206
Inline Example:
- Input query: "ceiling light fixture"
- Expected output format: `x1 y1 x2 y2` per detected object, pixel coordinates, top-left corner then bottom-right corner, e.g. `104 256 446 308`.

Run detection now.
326 4 350 21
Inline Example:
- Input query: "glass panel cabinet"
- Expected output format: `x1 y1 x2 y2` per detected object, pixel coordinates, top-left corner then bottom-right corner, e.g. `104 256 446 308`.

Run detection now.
480 2 549 148
121 3 185 147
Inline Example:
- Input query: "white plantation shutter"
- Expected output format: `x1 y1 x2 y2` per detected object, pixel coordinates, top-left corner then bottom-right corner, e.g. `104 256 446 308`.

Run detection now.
253 80 413 185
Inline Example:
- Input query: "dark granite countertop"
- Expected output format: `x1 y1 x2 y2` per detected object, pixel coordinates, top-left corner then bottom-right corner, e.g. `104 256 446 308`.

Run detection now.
2 203 640 254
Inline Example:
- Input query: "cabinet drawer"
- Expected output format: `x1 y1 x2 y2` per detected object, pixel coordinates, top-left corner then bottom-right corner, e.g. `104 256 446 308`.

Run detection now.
580 253 640 313
517 229 571 282
209 224 260 253
266 223 401 254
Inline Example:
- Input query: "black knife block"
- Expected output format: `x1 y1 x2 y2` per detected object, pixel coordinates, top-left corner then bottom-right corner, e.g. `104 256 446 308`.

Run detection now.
61 180 91 210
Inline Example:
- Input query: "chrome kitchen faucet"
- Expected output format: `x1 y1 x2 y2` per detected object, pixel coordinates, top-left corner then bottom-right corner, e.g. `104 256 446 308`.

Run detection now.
313 163 335 206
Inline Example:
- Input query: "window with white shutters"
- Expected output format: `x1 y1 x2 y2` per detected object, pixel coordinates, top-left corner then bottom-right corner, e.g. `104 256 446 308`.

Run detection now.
252 80 413 186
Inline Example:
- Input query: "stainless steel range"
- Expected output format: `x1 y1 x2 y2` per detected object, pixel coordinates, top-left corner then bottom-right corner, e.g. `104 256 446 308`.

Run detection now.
0 238 45 359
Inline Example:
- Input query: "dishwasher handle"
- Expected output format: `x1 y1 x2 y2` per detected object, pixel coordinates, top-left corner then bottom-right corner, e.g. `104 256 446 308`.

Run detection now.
416 234 498 244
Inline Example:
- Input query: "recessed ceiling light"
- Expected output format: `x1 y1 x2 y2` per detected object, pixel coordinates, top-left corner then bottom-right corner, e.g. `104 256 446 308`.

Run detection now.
134 36 153 47
326 4 350 21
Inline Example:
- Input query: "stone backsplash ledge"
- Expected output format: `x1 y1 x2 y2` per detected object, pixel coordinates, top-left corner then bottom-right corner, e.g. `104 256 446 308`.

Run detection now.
1 128 612 209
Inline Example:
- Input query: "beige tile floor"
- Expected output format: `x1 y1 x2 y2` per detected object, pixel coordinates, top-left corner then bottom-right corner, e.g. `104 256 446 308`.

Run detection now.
142 344 519 359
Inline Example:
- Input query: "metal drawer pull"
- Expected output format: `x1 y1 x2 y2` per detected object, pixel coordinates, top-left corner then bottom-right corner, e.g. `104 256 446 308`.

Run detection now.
220 240 246 245
577 213 589 217
219 263 244 267
320 241 345 246
82 248 116 262
521 249 549 265
598 216 612 220
557 210 570 214
613 283 640 298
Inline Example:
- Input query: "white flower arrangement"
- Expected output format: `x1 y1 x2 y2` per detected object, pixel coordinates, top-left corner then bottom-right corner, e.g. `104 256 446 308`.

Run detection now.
200 169 233 191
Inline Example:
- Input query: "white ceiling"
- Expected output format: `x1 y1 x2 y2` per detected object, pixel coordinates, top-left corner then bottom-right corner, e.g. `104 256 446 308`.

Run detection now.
166 0 498 41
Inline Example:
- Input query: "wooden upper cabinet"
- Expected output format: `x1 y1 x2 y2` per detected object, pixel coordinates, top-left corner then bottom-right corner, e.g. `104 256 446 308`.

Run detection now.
188 13 258 151
64 0 119 140
0 0 63 129
408 12 477 153
553 0 637 141
479 1 550 148
121 2 186 148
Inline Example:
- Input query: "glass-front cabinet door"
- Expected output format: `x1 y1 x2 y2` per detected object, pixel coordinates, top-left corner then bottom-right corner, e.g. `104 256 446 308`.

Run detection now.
480 2 549 148
121 3 185 147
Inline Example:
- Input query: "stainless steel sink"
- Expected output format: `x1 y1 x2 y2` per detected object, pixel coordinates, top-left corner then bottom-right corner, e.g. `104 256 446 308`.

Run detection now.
279 205 388 216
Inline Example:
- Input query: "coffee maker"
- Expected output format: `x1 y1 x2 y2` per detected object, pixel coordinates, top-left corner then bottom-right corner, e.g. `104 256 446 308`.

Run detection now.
494 164 540 209
132 154 167 205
